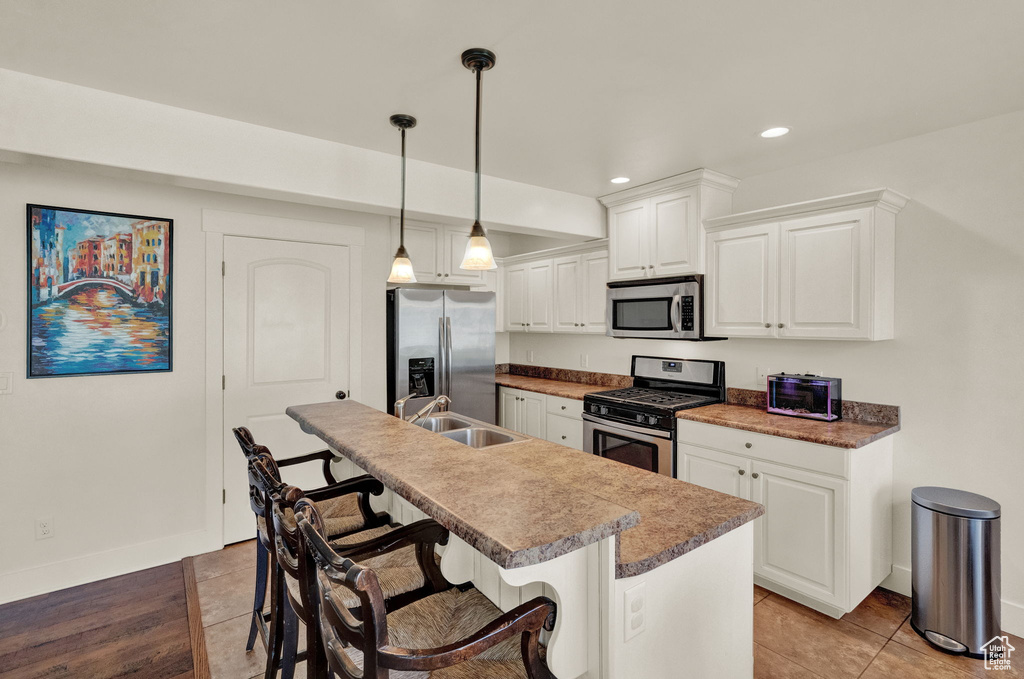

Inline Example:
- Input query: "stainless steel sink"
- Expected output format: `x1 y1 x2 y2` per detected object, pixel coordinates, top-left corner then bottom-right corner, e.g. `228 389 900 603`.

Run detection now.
417 414 475 432
440 427 519 448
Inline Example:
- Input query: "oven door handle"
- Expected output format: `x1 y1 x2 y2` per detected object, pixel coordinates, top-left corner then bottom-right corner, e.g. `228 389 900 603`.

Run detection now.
670 294 682 333
582 412 673 440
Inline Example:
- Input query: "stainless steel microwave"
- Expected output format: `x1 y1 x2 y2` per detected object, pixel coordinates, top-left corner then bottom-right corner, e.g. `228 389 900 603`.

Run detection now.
606 275 723 341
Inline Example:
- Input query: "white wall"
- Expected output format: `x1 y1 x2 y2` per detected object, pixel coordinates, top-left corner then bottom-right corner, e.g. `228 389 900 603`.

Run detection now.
510 109 1024 632
0 159 394 603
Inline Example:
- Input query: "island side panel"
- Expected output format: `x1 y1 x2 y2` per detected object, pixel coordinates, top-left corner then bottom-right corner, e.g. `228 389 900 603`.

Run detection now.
605 523 754 679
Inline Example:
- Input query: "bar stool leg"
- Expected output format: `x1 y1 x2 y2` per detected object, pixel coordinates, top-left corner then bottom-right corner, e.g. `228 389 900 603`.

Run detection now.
264 567 285 679
280 603 299 679
247 540 269 652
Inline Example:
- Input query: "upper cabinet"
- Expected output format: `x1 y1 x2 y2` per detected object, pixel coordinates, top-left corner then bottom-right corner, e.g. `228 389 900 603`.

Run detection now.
390 218 484 285
503 240 609 334
704 189 908 341
599 169 739 281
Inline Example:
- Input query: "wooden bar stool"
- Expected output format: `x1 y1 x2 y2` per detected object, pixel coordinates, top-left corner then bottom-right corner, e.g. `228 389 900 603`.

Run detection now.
253 460 452 679
296 499 558 679
234 427 388 671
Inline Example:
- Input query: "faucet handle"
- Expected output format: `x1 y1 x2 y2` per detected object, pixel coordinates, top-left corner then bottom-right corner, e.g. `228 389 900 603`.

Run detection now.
436 395 452 412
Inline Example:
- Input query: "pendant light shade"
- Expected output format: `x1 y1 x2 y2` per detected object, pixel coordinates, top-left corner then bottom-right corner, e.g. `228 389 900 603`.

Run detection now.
387 113 418 284
460 48 498 271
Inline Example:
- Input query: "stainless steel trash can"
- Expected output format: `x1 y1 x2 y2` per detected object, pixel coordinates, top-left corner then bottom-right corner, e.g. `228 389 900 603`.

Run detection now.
911 486 1001 658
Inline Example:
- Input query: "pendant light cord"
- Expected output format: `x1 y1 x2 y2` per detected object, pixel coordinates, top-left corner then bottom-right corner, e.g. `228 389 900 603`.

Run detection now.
474 64 482 225
400 126 407 249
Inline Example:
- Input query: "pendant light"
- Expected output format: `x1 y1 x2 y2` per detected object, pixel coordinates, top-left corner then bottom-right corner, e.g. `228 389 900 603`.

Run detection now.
459 48 498 271
387 113 418 283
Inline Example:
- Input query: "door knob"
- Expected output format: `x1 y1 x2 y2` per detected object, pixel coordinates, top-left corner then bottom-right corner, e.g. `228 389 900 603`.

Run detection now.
335 391 347 400
777 323 784 328
751 472 760 479
437 273 442 277
738 469 746 475
745 442 752 449
561 405 566 410
445 273 450 277
764 323 771 328
561 435 567 440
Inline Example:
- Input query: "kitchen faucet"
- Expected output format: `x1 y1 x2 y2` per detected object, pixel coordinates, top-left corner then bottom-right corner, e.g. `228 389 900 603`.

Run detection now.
394 394 451 424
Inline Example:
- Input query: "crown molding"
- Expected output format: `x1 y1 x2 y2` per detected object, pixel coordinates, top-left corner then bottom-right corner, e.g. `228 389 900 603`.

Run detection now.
598 168 740 207
501 238 609 264
704 188 909 231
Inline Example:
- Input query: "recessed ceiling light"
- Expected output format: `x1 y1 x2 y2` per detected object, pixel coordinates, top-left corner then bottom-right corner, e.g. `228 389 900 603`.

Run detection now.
760 127 790 138
610 177 630 184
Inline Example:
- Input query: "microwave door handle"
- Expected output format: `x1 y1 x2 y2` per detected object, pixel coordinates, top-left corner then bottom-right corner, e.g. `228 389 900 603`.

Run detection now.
670 294 682 332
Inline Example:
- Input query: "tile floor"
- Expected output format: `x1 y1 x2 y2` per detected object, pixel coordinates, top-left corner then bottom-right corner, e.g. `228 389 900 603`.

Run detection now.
194 541 1023 678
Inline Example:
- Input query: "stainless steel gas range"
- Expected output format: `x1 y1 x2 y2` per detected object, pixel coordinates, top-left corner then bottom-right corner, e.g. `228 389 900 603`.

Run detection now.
583 356 725 477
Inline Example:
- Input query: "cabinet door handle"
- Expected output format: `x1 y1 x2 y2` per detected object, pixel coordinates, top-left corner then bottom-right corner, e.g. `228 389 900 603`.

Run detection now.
581 323 586 326
751 472 760 479
777 323 784 328
764 323 771 328
561 405 566 410
745 442 752 449
561 435 567 440
738 469 746 475
574 323 579 326
445 273 450 277
437 273 442 277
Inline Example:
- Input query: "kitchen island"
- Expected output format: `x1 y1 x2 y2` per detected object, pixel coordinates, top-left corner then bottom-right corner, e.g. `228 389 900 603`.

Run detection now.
288 400 764 679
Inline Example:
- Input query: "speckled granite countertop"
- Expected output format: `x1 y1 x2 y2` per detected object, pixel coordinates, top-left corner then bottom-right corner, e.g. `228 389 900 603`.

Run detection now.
676 403 900 448
288 400 763 577
495 374 610 400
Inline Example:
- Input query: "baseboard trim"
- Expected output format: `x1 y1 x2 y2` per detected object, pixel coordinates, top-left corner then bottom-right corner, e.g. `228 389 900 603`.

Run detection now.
881 564 1022 637
183 557 211 679
881 564 912 597
0 528 220 606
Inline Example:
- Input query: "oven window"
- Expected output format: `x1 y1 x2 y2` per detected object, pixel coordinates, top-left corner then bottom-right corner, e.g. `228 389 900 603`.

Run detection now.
594 430 658 473
613 298 672 331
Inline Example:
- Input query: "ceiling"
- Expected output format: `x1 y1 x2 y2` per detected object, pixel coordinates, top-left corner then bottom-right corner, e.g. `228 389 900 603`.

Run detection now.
1 1 1023 198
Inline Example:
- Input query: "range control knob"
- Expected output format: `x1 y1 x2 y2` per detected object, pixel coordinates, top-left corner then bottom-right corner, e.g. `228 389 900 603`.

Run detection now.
636 413 645 423
648 415 660 426
598 406 609 415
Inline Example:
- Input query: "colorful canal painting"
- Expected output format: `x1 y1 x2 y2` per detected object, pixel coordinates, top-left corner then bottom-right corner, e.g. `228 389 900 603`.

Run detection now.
28 205 173 378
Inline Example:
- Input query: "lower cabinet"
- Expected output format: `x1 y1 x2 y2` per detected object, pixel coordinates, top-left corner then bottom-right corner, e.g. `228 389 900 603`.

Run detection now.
498 387 546 439
677 421 892 618
498 388 585 451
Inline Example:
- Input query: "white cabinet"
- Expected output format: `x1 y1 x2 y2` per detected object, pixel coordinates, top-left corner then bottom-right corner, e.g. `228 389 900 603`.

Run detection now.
505 260 554 332
525 260 553 332
390 219 484 285
552 251 609 334
751 461 847 607
600 169 738 281
676 419 893 618
498 387 546 438
677 444 750 499
705 224 778 337
505 243 607 334
543 394 584 450
704 189 907 341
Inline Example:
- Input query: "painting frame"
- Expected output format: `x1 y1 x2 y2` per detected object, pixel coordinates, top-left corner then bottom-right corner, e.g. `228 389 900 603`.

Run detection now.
26 204 174 379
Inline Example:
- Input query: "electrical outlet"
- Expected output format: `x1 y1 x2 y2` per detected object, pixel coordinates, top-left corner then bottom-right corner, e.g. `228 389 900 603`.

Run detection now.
526 350 535 363
623 582 646 641
580 354 589 368
756 366 772 385
36 517 54 540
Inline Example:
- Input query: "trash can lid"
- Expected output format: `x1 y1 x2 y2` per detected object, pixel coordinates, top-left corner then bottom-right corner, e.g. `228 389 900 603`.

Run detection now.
912 486 1000 519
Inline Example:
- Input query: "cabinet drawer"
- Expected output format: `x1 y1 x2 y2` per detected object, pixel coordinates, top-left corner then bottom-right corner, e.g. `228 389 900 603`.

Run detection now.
545 414 583 450
545 394 583 419
676 419 848 478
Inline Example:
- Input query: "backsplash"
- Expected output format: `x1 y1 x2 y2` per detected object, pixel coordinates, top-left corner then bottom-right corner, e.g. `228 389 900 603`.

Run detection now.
497 363 632 388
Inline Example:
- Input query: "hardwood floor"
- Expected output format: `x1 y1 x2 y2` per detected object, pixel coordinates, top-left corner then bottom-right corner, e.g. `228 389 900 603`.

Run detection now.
0 563 196 679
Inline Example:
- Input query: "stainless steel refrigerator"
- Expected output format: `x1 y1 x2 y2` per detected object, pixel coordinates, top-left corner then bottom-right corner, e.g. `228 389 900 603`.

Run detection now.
387 289 496 423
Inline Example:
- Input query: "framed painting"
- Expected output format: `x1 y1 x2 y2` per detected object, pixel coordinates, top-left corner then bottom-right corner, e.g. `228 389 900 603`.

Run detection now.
27 204 173 378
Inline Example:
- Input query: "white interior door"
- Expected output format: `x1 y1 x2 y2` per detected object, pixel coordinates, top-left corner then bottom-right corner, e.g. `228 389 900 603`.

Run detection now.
222 235 353 544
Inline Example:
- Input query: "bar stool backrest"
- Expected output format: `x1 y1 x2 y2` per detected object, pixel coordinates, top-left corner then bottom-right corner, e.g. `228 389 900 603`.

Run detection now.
297 501 390 679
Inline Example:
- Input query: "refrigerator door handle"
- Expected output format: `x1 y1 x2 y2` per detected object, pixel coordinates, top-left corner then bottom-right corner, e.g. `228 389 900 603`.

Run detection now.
445 316 453 398
438 316 447 395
